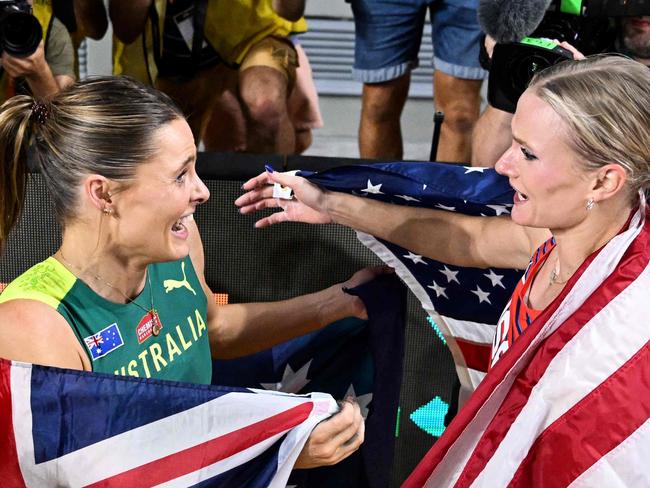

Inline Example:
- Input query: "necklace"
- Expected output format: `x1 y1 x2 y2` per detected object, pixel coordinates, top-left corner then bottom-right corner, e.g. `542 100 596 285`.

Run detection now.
549 257 571 286
57 252 162 336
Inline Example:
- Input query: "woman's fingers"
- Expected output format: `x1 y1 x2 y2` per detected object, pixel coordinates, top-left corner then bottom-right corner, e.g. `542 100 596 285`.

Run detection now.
294 401 365 469
240 171 272 191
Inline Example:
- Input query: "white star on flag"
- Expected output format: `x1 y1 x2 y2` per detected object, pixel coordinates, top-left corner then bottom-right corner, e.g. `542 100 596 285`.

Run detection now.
427 280 448 299
471 286 492 304
404 252 427 265
260 359 312 393
438 265 460 284
361 179 384 195
464 166 486 174
396 194 421 202
484 269 506 289
486 204 510 216
345 384 373 419
435 204 456 211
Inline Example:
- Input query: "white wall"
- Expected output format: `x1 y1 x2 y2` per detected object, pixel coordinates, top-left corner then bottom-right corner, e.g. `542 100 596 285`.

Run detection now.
305 1 353 18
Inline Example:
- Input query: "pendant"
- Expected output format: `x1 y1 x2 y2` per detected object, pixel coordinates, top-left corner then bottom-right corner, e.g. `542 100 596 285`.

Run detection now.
151 310 163 336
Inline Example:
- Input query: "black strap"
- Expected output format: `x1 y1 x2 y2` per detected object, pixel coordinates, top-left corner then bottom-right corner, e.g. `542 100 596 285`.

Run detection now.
148 1 162 79
190 0 209 71
149 0 211 80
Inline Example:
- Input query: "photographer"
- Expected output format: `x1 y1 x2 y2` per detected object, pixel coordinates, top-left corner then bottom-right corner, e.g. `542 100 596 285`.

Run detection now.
1 0 75 100
470 11 650 167
619 15 650 65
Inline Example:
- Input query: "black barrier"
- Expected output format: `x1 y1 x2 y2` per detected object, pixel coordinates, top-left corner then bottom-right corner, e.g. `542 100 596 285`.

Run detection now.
0 152 459 487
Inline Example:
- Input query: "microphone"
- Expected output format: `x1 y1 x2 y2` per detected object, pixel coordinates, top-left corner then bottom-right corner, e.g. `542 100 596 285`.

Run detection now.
477 0 553 43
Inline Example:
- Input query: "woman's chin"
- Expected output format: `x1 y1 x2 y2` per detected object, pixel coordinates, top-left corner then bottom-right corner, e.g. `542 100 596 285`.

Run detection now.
510 208 531 227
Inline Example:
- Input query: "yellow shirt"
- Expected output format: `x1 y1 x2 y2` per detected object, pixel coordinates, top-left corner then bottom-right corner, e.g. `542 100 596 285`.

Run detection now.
113 0 307 83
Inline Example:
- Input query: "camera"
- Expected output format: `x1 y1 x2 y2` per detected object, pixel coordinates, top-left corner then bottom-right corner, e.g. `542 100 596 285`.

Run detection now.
487 0 650 113
0 0 42 58
488 38 573 114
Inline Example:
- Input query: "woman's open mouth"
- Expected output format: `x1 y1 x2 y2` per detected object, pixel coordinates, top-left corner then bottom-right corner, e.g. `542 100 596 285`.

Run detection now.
171 214 193 235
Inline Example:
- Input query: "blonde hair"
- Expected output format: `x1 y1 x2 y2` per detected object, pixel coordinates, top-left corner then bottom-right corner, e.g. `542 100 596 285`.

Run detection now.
0 76 182 245
530 54 650 198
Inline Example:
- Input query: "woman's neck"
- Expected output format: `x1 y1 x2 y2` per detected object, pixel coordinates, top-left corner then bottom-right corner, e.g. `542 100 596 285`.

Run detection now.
56 232 149 303
551 199 633 283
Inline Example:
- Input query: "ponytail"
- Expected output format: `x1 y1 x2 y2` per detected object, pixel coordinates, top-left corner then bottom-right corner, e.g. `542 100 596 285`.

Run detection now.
1 76 182 246
0 95 36 245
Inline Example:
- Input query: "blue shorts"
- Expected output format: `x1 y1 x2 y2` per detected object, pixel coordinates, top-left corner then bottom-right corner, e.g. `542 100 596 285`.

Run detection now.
350 0 487 83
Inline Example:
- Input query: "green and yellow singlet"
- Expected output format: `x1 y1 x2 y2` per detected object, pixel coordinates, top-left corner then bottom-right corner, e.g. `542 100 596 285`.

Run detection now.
0 256 212 384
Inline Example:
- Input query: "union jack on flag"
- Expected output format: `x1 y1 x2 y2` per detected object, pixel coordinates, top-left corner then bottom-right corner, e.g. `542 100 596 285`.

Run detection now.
82 322 124 361
0 359 336 487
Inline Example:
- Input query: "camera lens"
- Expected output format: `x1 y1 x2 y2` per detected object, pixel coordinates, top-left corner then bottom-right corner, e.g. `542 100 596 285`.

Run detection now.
511 54 554 89
0 12 42 57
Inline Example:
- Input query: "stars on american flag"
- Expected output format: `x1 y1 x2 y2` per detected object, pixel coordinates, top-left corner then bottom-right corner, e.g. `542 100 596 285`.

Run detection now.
361 179 384 195
427 280 448 299
439 265 460 284
396 194 421 202
471 286 492 304
486 204 510 216
312 161 524 324
463 166 487 174
435 203 456 211
484 269 506 289
260 359 312 393
404 252 427 265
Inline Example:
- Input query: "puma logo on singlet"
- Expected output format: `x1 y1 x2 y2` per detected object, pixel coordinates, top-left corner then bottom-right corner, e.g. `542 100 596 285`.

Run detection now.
163 262 196 295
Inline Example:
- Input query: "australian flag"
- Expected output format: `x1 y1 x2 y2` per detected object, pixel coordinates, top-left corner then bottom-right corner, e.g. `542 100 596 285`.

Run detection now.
0 276 407 488
304 162 524 401
83 322 124 360
214 274 407 488
0 358 337 487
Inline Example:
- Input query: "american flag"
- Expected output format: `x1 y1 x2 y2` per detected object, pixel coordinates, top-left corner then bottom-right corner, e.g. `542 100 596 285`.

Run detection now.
0 358 336 487
405 202 650 487
305 162 650 486
306 162 523 401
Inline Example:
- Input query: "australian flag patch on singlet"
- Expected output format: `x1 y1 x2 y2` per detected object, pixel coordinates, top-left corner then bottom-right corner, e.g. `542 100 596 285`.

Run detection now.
83 323 124 361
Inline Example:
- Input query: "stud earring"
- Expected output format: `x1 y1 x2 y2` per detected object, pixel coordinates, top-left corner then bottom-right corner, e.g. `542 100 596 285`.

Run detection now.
102 207 113 215
586 198 595 211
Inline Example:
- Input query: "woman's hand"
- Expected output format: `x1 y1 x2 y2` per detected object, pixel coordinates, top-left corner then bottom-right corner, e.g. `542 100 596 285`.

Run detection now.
235 170 333 227
340 266 394 320
553 40 586 60
294 400 365 469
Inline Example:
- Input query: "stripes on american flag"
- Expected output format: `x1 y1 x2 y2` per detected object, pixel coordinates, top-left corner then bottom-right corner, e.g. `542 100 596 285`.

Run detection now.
404 202 650 487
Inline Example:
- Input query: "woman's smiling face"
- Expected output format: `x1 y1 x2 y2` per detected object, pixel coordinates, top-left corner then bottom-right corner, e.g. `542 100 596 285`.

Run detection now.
107 118 210 263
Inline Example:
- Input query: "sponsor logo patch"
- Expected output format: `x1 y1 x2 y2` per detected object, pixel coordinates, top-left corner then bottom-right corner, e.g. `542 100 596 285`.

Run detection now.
136 312 162 344
163 261 196 295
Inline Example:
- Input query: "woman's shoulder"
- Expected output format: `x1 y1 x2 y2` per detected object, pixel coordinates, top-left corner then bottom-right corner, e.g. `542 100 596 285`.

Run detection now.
0 257 87 368
0 298 87 370
0 257 77 309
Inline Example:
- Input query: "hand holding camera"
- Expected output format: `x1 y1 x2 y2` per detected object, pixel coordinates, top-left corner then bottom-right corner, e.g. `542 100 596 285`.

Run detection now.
0 0 43 58
480 0 650 113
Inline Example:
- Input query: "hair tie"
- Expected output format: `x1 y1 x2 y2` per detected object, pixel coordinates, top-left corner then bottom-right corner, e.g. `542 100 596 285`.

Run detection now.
30 101 49 124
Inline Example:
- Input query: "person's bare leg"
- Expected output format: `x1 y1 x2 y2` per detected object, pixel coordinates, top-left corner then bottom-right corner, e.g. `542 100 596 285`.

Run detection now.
359 74 410 160
239 66 295 154
433 71 482 163
202 68 247 152
156 75 206 143
294 128 312 154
